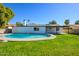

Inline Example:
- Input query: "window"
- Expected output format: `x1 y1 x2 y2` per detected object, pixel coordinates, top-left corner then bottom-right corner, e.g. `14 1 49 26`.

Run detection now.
56 27 59 31
34 27 39 31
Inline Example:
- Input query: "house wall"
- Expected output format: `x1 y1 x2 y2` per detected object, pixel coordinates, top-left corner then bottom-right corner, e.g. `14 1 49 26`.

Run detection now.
57 27 64 34
46 27 56 34
70 29 79 34
12 27 46 34
63 27 72 34
46 27 64 34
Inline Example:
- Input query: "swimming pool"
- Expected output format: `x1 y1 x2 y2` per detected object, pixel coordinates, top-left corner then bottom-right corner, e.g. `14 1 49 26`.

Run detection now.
0 34 56 41
4 34 49 39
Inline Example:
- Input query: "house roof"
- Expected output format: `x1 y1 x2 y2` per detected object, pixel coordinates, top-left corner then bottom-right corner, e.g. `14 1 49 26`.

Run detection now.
26 24 46 27
7 23 70 27
23 24 69 27
46 24 69 27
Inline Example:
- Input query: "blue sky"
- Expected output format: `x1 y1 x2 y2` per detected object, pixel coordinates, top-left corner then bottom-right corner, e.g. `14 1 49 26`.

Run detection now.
3 3 79 25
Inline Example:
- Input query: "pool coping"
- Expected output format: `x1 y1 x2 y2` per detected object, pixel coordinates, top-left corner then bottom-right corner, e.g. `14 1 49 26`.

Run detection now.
0 34 56 42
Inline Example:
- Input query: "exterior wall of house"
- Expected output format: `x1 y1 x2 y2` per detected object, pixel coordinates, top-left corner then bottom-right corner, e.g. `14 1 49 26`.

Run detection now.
46 27 56 34
63 27 72 34
70 29 79 34
12 27 46 34
12 26 64 34
57 27 64 34
46 27 64 34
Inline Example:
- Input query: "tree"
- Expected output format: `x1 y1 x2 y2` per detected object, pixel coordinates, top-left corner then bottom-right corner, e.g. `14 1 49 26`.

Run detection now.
0 19 5 27
64 19 70 34
5 7 15 22
49 20 57 24
0 9 5 27
75 20 79 24
64 19 69 25
0 3 15 28
16 22 24 27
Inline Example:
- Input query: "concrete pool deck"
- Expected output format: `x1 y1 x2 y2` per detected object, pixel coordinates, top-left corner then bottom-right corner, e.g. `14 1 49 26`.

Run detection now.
0 34 56 42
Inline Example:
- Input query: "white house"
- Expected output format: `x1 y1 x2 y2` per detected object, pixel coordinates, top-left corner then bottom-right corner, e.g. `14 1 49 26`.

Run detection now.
12 24 65 34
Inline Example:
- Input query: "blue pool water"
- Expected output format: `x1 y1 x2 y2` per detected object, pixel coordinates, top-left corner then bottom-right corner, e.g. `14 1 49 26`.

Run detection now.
4 34 48 39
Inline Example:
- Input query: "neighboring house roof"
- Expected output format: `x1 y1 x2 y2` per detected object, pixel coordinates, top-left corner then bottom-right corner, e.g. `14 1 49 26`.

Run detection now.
6 24 16 27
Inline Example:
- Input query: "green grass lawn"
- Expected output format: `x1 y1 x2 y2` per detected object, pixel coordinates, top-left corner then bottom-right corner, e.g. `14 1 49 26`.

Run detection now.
0 34 79 56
